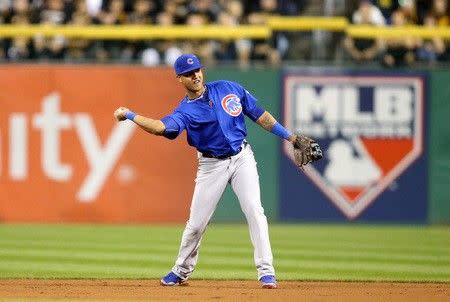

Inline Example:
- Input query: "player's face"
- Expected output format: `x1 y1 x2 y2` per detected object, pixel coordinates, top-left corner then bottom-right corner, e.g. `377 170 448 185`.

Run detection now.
178 68 204 94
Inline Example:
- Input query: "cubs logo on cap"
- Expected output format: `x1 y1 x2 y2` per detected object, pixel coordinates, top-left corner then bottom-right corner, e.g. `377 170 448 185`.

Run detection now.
174 54 203 76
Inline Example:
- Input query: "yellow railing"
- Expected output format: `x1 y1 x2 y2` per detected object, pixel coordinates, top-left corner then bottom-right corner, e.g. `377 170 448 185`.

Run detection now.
0 25 270 40
268 16 348 31
269 17 450 39
346 25 450 39
0 17 449 40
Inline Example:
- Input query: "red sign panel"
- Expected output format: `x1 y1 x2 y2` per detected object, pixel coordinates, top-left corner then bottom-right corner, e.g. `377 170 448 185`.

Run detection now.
0 65 195 222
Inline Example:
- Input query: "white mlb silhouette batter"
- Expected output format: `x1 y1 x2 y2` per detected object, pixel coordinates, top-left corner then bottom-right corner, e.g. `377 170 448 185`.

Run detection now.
324 138 381 187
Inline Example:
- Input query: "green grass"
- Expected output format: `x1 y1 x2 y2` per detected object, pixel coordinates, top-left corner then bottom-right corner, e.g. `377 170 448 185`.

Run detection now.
0 224 449 282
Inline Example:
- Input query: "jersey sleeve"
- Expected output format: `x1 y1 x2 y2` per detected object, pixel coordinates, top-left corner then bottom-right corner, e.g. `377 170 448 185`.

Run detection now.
161 110 187 140
236 83 265 122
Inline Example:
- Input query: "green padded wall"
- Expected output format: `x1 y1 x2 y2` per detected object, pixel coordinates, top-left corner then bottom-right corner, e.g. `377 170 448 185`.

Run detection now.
429 70 450 224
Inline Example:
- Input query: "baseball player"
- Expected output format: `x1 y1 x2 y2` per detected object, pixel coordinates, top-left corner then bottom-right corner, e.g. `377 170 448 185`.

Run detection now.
114 54 299 289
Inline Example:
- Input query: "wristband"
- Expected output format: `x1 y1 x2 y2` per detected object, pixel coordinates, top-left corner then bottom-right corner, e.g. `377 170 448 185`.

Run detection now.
271 122 292 140
125 111 136 121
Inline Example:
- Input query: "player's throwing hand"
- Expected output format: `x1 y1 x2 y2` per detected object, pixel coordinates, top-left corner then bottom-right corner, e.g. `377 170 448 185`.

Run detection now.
114 107 130 121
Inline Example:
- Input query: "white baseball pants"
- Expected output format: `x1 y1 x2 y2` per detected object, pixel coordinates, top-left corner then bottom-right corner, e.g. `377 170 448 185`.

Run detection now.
171 143 275 280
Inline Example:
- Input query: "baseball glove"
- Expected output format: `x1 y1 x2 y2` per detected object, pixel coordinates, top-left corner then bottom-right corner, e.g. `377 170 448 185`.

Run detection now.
292 133 323 167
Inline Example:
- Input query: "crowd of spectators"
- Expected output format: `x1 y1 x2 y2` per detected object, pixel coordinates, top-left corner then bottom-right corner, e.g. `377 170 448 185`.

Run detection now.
344 0 450 66
0 0 308 66
0 0 448 66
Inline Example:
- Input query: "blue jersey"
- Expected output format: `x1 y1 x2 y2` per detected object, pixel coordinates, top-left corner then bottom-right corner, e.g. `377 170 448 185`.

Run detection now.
161 80 265 157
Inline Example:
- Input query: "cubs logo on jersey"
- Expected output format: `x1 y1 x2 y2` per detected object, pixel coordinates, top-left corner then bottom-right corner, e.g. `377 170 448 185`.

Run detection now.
221 94 242 117
283 74 424 219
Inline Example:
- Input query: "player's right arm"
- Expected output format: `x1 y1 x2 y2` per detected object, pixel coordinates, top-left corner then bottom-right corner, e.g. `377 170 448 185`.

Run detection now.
114 106 165 136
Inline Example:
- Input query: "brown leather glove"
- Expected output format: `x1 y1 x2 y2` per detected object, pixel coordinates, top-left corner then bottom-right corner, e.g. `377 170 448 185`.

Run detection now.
292 133 323 167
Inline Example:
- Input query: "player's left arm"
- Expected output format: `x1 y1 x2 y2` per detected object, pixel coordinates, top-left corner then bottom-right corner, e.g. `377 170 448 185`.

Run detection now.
255 111 296 144
256 110 323 166
239 84 323 165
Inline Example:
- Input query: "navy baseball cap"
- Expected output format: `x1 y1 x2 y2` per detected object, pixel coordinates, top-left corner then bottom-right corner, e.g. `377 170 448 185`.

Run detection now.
174 54 203 76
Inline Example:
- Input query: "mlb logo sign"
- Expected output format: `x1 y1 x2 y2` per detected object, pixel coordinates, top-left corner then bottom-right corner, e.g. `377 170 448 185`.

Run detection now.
283 74 424 219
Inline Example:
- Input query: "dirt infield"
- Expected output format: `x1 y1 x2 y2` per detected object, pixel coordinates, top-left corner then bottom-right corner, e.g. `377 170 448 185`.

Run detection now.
0 279 449 301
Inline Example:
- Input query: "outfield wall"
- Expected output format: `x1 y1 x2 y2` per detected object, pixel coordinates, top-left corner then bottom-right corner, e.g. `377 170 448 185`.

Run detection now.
0 65 448 224
208 68 450 223
429 71 450 224
210 67 448 224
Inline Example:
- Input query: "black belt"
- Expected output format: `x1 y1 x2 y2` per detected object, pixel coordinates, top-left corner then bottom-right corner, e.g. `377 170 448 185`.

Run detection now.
202 142 247 159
